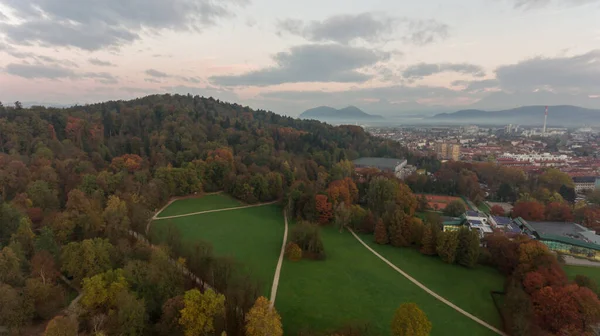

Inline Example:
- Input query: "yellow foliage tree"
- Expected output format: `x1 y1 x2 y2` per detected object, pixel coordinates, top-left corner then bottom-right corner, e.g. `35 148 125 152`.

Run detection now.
245 296 283 336
179 289 225 336
44 315 78 336
391 303 432 336
81 269 128 310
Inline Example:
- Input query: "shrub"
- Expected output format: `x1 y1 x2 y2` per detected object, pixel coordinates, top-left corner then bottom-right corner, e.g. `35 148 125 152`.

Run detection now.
285 242 302 261
289 222 326 260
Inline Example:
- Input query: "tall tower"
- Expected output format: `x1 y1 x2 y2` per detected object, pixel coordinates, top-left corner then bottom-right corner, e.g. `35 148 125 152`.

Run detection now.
543 106 548 135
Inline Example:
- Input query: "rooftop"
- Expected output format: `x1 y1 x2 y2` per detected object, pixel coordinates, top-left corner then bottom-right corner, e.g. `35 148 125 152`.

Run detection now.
491 216 512 226
520 219 600 251
353 157 406 171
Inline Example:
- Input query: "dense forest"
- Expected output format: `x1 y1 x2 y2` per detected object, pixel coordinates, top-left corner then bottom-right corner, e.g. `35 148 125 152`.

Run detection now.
1 94 599 336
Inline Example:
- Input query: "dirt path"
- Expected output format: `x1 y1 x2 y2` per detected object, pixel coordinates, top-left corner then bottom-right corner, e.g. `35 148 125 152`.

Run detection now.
564 255 600 268
152 201 279 221
269 210 289 308
146 192 223 234
349 229 508 336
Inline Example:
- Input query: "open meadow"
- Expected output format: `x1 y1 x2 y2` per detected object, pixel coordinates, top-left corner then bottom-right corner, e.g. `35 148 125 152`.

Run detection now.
150 196 284 295
276 226 499 336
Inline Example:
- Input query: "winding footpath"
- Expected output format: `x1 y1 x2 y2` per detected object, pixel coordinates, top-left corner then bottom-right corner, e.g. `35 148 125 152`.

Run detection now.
349 229 508 336
269 210 289 308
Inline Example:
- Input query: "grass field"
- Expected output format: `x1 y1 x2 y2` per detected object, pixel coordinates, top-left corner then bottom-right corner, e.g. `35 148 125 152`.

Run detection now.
156 194 242 218
276 226 499 336
478 202 492 214
564 265 600 284
362 236 505 329
151 203 284 295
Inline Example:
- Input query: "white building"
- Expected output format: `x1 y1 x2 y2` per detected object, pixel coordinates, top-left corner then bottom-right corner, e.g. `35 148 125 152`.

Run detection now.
498 152 569 162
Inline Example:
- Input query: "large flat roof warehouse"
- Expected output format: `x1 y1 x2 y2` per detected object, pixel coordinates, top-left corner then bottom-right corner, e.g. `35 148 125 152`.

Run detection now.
353 157 407 171
524 220 600 250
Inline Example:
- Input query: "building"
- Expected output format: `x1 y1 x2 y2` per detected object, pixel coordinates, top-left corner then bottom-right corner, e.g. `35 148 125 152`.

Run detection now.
435 142 461 161
513 218 600 260
489 216 522 235
353 157 407 173
573 176 598 192
442 211 492 239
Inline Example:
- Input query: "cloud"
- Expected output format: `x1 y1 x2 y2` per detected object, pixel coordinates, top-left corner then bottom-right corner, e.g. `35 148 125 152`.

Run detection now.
0 0 248 50
508 0 598 9
5 63 76 79
209 44 390 86
0 45 79 67
4 62 118 83
277 13 448 45
451 79 500 92
144 78 162 83
495 49 600 92
89 58 115 67
181 76 202 83
145 69 170 78
402 63 486 80
405 19 449 46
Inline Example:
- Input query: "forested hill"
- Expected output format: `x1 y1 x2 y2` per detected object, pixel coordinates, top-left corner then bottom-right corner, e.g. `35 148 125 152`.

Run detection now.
0 94 414 335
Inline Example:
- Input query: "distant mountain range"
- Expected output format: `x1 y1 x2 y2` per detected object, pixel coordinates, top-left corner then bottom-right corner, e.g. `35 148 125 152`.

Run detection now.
431 105 600 126
299 106 384 121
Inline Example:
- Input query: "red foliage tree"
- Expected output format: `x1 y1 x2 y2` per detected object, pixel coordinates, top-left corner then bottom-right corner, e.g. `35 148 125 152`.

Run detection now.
523 271 546 294
490 205 505 216
512 201 545 221
315 194 333 224
582 206 600 233
545 202 574 222
483 233 520 275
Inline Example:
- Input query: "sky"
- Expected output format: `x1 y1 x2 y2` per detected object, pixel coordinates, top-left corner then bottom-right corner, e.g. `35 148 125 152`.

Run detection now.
1 0 600 116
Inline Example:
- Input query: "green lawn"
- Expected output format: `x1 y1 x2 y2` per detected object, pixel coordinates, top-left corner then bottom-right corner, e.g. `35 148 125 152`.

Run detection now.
157 194 242 218
478 202 492 214
564 265 600 284
362 236 505 329
276 226 499 336
151 204 284 295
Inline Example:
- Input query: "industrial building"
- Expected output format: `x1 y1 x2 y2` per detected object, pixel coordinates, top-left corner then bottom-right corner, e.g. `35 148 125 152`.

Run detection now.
514 218 600 260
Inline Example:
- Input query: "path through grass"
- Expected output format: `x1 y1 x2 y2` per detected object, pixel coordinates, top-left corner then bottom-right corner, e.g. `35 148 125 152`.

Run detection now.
276 226 499 336
157 194 242 218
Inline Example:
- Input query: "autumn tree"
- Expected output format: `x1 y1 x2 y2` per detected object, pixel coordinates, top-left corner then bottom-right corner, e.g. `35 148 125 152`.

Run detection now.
30 250 59 284
81 269 129 311
539 168 574 192
44 315 78 336
0 246 23 286
334 202 352 232
436 230 459 264
102 195 130 240
390 303 432 336
443 200 466 217
456 227 480 268
315 194 333 224
179 288 225 336
157 296 185 336
512 201 545 221
419 223 437 255
25 278 66 319
245 296 283 336
574 274 599 295
327 177 358 206
61 238 115 285
544 202 574 222
367 176 398 217
0 283 33 333
490 205 505 216
374 219 389 245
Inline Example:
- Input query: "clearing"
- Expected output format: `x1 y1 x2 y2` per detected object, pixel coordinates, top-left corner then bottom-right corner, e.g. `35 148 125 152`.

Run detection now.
156 194 242 218
276 225 500 336
151 199 284 296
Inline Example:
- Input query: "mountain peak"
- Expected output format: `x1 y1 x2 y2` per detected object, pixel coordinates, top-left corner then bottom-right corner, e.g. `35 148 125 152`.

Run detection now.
300 106 383 121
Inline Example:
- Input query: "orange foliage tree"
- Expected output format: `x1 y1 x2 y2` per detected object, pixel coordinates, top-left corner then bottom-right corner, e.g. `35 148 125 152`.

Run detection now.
111 154 143 173
512 201 545 221
315 194 333 224
327 177 358 206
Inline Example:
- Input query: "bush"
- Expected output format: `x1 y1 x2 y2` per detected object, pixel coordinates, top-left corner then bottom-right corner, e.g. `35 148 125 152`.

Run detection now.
289 222 326 260
285 242 302 261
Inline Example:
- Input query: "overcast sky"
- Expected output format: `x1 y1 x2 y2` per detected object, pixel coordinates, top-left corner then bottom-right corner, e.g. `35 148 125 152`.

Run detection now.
1 0 600 115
